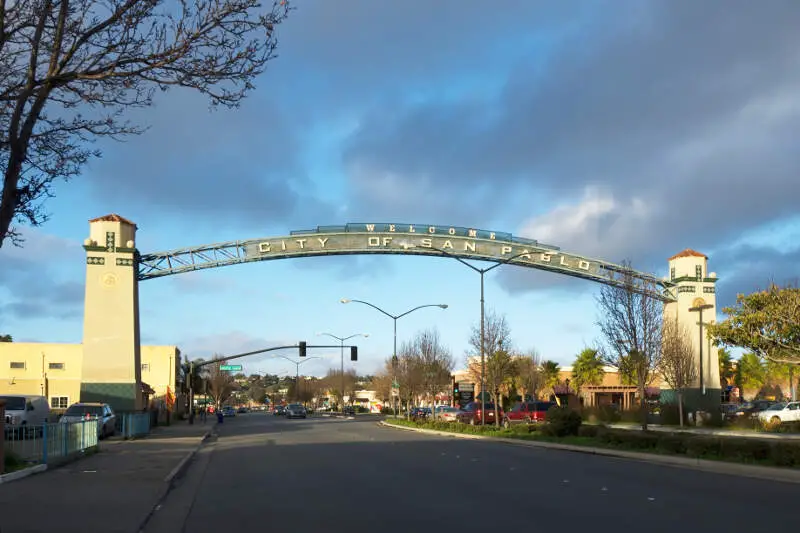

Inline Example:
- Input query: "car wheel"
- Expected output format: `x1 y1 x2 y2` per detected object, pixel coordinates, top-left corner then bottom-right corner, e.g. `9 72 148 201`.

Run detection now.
770 416 782 426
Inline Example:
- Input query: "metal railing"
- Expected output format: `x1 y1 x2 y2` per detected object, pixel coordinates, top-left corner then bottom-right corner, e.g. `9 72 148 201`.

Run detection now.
119 413 151 439
3 420 99 466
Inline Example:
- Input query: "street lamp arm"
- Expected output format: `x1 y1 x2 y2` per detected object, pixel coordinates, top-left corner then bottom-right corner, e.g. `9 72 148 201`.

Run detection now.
396 304 448 320
345 299 396 320
431 247 537 274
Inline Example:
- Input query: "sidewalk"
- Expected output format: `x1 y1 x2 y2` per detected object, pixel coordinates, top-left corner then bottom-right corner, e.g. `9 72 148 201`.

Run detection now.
0 420 212 533
605 423 800 441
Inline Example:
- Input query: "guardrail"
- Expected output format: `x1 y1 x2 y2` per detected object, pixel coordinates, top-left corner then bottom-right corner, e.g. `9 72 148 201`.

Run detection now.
4 420 99 466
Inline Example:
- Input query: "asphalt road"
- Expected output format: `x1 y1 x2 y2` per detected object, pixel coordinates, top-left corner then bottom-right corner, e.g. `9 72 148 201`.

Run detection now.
144 413 797 532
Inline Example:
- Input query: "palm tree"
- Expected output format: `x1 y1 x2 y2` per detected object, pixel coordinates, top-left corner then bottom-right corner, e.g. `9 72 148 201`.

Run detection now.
736 353 766 398
572 348 605 406
718 349 735 387
542 360 561 400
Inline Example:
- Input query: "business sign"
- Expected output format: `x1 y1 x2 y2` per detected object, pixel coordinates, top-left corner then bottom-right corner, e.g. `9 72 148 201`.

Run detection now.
220 364 242 372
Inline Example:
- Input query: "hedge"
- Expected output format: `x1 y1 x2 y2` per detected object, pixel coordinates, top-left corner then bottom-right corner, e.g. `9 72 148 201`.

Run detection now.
384 415 800 468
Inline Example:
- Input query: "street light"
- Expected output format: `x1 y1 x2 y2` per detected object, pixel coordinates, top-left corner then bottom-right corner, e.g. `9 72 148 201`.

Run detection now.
421 247 535 425
340 299 448 417
276 356 320 402
316 332 369 411
688 302 714 396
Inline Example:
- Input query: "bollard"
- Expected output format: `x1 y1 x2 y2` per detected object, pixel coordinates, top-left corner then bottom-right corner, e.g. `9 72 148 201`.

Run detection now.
0 399 6 474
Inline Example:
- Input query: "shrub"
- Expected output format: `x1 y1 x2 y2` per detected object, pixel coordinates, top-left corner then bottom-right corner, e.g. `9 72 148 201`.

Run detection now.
658 404 682 426
770 442 800 467
4 450 24 470
543 407 582 437
578 425 599 438
581 405 621 424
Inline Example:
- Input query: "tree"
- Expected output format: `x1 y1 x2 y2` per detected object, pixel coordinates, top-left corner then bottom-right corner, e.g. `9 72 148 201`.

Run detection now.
596 261 663 430
516 349 543 401
659 320 697 427
736 353 766 396
540 360 562 404
467 310 513 425
0 0 292 247
206 361 235 408
708 283 800 365
765 360 796 401
248 383 266 405
413 329 454 420
0 334 11 342
571 348 605 404
323 368 357 408
718 348 735 387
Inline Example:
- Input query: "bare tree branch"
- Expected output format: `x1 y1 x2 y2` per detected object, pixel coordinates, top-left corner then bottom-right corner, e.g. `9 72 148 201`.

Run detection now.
0 0 293 247
596 260 663 430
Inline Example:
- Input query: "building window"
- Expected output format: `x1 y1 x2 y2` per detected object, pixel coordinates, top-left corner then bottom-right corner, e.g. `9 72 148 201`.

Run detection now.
9 362 25 369
703 286 715 294
695 265 702 279
51 396 69 409
48 362 65 370
141 363 150 372
670 267 675 281
678 286 696 293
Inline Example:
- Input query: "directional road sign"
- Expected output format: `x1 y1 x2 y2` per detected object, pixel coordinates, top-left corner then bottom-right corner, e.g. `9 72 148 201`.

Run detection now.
220 364 243 372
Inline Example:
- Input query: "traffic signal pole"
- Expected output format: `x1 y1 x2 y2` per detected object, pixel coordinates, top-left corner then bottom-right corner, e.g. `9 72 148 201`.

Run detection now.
187 342 358 424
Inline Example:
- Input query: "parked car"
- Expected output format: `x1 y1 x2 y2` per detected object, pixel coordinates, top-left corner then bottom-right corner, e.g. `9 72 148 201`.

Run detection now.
503 401 556 428
1 394 50 426
343 406 356 416
273 405 286 416
237 407 248 414
221 406 236 417
285 404 307 419
456 402 503 425
757 402 800 426
59 402 116 438
409 407 431 421
434 406 461 422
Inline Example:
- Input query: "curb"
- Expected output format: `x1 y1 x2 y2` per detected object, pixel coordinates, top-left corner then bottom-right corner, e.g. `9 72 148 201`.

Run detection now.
0 463 47 484
163 427 215 484
378 421 800 484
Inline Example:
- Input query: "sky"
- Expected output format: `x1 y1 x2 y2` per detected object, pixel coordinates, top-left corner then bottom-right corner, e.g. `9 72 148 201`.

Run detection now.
2 0 800 379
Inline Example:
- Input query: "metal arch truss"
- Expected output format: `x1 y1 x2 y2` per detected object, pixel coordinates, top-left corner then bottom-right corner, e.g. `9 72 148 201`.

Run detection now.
136 224 677 302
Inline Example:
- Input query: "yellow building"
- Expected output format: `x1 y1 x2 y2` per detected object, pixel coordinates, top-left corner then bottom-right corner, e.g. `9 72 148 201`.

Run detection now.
0 342 182 414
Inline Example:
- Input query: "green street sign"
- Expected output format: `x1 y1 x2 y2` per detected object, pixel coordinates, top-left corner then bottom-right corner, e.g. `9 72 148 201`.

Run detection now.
220 364 242 371
392 380 399 388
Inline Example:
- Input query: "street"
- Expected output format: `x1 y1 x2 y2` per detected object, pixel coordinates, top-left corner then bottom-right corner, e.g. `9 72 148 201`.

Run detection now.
144 413 797 532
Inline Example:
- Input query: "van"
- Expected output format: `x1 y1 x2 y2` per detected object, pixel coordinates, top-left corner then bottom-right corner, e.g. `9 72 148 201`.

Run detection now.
1 395 51 427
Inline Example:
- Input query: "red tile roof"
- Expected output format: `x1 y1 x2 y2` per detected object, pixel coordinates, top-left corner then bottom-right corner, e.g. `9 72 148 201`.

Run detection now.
89 214 137 228
668 249 707 261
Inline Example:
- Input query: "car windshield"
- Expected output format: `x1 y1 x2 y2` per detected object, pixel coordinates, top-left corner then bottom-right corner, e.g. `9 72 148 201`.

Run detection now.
65 405 103 417
0 396 26 410
439 407 458 412
288 404 302 409
766 403 786 411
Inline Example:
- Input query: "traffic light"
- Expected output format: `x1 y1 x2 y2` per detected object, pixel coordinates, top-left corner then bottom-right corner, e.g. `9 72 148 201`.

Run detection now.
453 379 460 395
350 346 358 361
299 341 307 357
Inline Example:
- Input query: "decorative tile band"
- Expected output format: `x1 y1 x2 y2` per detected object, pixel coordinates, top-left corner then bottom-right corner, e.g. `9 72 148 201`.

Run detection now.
116 258 134 267
87 257 105 265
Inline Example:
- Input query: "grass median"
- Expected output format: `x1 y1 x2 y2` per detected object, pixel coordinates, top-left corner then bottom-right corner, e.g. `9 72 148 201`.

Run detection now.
384 417 800 469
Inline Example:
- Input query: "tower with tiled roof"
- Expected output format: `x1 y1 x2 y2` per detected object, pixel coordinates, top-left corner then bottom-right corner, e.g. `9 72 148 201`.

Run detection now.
663 249 721 416
81 214 143 411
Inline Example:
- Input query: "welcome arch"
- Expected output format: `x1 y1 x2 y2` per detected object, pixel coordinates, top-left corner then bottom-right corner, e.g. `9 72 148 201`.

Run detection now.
80 215 719 411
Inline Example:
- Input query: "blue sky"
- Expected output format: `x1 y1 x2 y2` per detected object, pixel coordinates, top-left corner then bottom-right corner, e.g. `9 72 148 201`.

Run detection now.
2 0 800 378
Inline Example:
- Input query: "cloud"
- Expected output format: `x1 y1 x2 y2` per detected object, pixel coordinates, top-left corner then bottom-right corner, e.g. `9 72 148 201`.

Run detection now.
711 245 800 309
338 1 800 294
0 228 85 321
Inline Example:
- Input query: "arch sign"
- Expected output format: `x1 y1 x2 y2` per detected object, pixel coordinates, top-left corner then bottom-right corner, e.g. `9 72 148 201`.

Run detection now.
137 222 674 301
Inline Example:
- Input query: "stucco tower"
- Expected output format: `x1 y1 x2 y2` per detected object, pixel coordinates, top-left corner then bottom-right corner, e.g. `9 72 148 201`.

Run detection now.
81 214 143 411
663 249 721 414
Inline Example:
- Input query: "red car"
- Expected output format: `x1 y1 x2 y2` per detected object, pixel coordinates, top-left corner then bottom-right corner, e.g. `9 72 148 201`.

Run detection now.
502 401 556 427
457 401 504 425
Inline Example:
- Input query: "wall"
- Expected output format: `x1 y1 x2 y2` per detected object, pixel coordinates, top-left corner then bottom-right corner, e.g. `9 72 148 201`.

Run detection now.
0 343 83 410
140 345 180 399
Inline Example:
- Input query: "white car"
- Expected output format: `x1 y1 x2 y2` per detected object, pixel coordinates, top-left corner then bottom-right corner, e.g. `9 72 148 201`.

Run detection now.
757 401 800 426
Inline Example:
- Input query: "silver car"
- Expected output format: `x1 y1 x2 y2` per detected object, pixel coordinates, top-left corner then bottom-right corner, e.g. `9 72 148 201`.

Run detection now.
434 406 461 422
285 403 307 419
60 402 117 438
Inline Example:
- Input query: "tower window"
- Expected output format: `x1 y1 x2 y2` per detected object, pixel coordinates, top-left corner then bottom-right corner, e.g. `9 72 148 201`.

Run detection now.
695 265 702 279
670 267 675 281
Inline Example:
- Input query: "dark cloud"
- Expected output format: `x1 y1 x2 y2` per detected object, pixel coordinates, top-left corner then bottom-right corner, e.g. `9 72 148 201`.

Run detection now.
0 230 85 320
337 1 800 291
711 245 800 309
